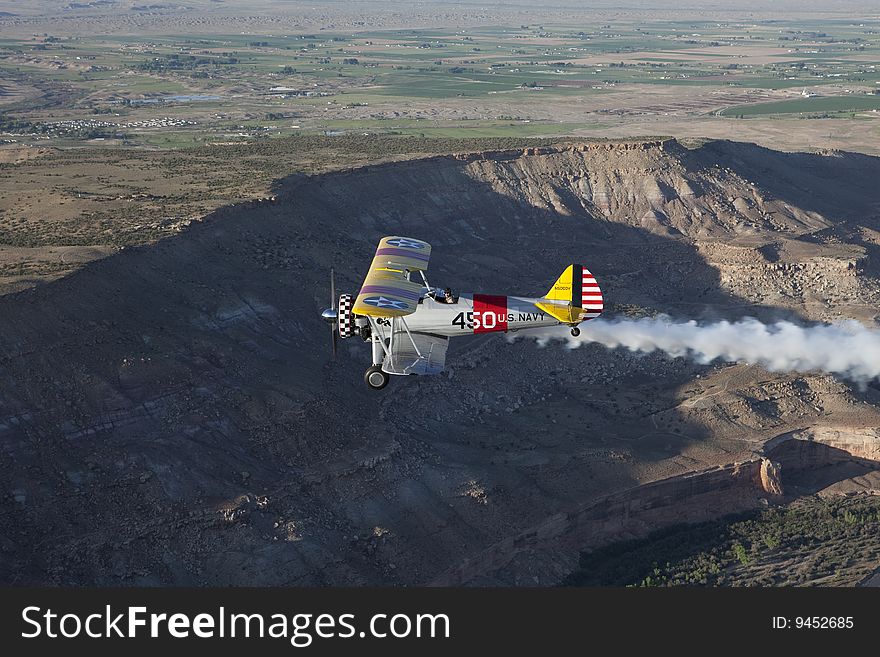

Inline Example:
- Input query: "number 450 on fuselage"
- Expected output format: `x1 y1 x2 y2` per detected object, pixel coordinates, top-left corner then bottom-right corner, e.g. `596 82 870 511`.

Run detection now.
321 236 604 389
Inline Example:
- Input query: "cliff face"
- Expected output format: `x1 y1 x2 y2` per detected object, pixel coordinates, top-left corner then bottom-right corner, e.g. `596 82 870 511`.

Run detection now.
764 427 880 462
463 140 829 239
433 460 773 586
434 428 880 586
3 139 880 585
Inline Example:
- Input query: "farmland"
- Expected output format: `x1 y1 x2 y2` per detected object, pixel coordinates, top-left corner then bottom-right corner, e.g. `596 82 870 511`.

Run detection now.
2 16 880 149
721 94 880 117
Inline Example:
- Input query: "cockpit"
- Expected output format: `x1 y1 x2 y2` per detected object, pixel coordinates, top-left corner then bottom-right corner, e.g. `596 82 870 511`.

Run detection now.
424 287 459 304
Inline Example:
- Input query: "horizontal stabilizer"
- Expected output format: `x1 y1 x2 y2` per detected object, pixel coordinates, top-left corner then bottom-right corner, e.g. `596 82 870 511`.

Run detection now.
534 300 583 324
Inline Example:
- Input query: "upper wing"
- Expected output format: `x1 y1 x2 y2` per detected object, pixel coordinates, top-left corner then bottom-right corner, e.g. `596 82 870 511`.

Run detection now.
382 332 448 376
352 236 432 318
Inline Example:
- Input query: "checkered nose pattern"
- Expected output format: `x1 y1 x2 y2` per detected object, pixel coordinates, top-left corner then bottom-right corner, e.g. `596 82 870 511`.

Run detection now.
338 294 355 338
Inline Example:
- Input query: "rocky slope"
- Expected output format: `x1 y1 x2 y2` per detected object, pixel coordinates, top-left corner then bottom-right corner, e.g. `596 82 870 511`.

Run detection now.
2 138 880 585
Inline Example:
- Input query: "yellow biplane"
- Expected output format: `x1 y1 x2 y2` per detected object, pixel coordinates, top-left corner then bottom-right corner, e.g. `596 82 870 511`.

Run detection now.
321 236 603 389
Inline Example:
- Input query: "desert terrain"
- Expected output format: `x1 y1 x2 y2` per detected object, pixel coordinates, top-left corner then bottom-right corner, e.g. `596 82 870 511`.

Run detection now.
1 1 880 586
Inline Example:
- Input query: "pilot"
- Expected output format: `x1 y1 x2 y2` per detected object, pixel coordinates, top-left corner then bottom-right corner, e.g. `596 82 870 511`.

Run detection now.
442 287 456 304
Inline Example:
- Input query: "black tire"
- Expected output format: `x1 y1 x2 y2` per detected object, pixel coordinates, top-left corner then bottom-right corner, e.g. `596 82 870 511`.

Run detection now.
364 365 389 390
570 326 581 337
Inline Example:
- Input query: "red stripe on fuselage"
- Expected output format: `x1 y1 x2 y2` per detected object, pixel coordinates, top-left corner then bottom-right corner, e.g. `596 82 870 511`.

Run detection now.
472 294 508 334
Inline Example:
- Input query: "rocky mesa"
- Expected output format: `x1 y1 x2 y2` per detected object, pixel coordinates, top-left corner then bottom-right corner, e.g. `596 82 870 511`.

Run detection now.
2 138 880 585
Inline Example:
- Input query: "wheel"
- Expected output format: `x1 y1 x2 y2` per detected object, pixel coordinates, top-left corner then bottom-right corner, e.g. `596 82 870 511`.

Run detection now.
570 326 581 337
364 365 389 390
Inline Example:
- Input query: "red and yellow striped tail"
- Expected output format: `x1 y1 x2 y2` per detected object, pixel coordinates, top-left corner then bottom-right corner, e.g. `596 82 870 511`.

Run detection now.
535 264 604 324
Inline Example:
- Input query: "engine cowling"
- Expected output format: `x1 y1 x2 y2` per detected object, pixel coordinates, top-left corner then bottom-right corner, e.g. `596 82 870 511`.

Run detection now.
338 293 355 338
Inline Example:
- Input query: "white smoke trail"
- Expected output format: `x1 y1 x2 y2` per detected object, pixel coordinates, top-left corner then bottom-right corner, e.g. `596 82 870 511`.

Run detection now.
516 316 880 383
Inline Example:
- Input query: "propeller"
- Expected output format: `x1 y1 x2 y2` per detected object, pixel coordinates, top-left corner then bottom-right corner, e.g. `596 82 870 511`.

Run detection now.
320 269 340 359
330 268 337 359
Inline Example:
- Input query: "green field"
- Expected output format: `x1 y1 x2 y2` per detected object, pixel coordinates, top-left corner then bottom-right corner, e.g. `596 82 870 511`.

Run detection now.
721 94 880 117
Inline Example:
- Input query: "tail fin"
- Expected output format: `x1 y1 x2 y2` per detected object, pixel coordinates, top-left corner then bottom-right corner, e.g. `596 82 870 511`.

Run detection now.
535 264 603 324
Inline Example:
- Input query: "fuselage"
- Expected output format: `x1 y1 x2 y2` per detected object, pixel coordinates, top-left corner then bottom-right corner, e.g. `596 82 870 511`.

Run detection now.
402 293 562 337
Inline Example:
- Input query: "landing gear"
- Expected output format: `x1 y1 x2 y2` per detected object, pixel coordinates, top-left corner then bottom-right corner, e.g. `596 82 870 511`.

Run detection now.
570 326 581 337
364 365 389 390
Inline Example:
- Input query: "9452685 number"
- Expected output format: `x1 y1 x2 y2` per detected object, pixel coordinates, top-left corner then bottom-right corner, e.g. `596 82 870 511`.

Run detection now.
774 616 854 629
796 617 853 629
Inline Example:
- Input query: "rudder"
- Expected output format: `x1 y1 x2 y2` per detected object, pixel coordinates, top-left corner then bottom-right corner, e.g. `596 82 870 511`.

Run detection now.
538 264 603 323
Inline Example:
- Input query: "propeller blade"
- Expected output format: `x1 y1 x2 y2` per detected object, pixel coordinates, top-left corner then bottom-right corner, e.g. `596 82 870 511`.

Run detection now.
330 267 338 360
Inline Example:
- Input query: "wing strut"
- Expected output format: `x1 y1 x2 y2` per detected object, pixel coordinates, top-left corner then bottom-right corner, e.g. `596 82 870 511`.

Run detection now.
398 317 423 359
367 316 393 370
